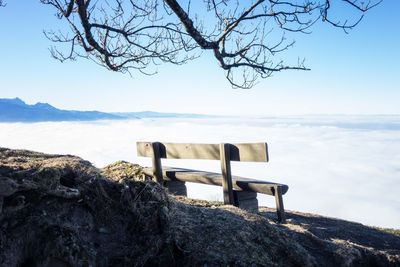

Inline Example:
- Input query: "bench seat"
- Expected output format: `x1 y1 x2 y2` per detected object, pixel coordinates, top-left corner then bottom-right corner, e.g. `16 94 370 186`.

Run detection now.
143 166 288 196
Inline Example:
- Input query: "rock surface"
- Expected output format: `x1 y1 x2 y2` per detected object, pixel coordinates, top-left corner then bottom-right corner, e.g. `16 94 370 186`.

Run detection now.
0 148 399 266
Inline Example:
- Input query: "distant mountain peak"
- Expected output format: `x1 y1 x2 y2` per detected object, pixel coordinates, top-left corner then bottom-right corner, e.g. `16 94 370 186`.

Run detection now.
33 102 56 110
0 97 26 106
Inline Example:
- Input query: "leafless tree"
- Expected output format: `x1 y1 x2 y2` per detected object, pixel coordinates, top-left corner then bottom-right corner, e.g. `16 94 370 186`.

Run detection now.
40 0 380 88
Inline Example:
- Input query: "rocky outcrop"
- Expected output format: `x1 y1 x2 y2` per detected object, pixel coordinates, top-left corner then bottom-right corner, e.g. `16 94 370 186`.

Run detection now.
0 148 399 266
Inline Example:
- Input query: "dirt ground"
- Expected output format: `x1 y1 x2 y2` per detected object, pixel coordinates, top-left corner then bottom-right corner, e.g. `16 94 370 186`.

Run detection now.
1 148 399 266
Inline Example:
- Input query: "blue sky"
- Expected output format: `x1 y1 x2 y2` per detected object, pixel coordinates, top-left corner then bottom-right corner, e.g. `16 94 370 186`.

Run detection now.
0 1 399 115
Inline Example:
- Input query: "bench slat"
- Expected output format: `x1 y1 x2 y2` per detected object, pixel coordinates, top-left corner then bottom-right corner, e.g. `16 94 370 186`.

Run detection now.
137 142 268 162
231 143 269 162
138 142 220 160
143 166 288 196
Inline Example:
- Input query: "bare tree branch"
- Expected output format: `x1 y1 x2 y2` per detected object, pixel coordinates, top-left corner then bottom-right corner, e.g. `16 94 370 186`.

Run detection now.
41 0 198 76
39 0 380 88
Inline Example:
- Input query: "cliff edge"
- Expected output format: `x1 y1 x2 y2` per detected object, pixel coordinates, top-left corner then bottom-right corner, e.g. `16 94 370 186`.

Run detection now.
0 148 399 266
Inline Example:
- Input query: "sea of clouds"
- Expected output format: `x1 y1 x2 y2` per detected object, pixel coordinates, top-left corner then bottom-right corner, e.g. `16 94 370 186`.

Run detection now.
0 115 399 228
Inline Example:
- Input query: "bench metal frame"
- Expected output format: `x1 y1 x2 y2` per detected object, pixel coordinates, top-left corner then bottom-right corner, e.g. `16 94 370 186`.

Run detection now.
137 141 287 223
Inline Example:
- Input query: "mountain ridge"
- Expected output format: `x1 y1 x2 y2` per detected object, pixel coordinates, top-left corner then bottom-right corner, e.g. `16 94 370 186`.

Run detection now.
0 98 210 122
0 98 123 122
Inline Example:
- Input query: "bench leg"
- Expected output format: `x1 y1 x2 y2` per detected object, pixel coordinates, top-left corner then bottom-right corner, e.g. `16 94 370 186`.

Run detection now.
164 180 187 196
233 191 258 212
274 185 286 224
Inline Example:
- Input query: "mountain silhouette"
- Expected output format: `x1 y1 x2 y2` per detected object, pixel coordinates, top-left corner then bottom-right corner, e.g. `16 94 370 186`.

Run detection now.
0 98 123 122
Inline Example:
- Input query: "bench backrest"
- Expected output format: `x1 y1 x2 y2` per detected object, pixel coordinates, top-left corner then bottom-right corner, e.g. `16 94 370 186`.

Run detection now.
137 142 269 162
137 141 269 205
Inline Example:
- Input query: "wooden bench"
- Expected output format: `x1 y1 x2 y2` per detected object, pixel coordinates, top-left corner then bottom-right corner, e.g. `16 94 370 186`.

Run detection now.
137 141 288 223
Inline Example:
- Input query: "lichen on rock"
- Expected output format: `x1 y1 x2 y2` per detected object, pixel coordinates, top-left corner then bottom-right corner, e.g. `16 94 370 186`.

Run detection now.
101 160 145 183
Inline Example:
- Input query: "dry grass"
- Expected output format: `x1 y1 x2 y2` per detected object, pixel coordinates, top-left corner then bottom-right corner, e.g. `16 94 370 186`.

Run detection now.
377 227 400 237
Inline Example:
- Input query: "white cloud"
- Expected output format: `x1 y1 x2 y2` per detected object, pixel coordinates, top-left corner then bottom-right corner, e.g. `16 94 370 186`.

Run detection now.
0 116 399 228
